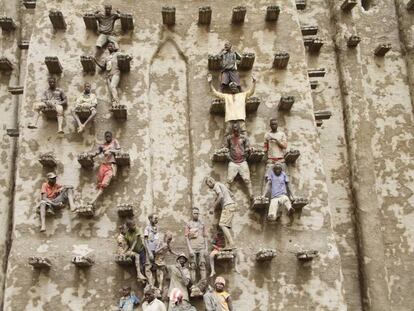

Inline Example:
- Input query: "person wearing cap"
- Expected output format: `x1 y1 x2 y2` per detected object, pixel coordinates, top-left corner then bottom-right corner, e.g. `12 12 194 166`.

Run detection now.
118 286 140 311
142 286 166 311
170 288 196 311
218 42 242 92
203 277 233 311
37 172 75 232
185 207 208 296
263 163 294 222
167 254 191 310
28 77 67 134
90 131 120 205
207 73 256 137
124 219 148 283
94 4 121 52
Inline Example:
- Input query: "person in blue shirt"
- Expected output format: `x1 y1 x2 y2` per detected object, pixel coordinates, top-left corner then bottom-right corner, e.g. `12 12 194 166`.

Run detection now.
263 163 294 222
119 286 140 311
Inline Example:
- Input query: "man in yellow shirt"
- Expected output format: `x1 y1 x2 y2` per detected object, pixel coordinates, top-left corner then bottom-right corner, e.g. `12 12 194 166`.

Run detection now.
203 276 233 311
207 74 256 137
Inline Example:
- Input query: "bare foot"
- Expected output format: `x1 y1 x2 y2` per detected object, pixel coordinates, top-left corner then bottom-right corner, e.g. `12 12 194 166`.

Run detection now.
209 271 216 278
40 227 46 232
77 125 84 133
28 124 38 129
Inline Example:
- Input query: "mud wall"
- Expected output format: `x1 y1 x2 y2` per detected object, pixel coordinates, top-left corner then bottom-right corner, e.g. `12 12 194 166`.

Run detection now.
0 0 413 310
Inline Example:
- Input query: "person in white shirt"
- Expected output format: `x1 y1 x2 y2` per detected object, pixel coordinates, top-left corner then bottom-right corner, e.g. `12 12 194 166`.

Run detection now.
141 286 166 311
207 74 256 137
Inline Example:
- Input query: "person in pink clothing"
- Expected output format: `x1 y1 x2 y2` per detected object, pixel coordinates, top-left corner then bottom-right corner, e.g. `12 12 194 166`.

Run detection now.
90 131 120 205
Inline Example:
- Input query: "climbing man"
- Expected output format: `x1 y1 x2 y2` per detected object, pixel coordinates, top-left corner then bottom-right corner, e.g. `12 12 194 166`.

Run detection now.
94 4 121 51
72 82 98 133
144 213 161 288
37 172 75 232
218 42 242 91
207 73 256 137
185 207 208 296
226 123 254 201
263 118 287 195
154 232 179 293
90 131 120 205
263 163 294 222
123 219 148 283
28 77 67 134
205 177 236 250
94 42 131 105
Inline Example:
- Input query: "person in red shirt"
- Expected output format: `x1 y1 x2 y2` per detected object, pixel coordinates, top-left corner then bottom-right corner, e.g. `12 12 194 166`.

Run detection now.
38 172 75 232
90 131 120 205
225 123 253 201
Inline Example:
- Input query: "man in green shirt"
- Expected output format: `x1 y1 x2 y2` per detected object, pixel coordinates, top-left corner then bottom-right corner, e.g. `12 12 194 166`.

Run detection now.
125 219 148 283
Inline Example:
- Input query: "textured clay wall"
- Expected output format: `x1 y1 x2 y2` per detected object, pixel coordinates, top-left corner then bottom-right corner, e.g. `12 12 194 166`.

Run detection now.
1 0 347 310
0 0 414 311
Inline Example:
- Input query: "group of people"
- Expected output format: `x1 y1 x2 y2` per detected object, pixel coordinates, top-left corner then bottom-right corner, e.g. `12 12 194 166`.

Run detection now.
116 211 235 311
30 5 300 309
29 4 129 134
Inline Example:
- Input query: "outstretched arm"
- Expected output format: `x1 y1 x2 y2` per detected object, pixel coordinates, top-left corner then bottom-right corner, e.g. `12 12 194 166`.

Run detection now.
207 74 225 99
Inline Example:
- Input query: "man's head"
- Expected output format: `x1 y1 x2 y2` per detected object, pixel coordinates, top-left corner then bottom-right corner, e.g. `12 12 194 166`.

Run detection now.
104 4 112 15
144 286 156 303
148 213 159 226
84 82 91 94
48 77 56 89
270 118 278 132
273 163 283 176
192 207 200 221
121 286 131 297
214 276 226 292
232 123 241 136
104 131 113 143
176 253 188 266
229 82 239 94
126 219 136 231
224 42 232 52
205 177 216 189
46 172 57 185
107 42 116 53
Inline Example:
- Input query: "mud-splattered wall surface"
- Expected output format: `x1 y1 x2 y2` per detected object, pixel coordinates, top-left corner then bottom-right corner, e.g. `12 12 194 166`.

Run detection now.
0 0 413 310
